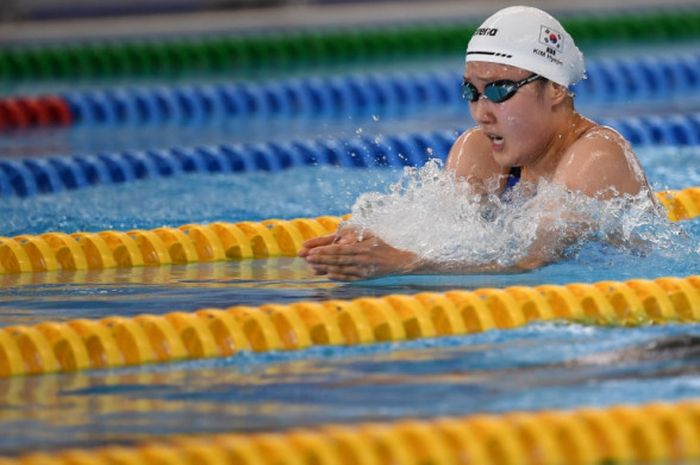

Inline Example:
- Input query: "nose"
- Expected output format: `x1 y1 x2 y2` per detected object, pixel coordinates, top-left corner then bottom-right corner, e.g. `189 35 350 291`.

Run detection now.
470 99 496 126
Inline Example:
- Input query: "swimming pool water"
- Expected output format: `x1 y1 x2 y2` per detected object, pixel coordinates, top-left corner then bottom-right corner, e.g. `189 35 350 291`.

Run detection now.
0 146 697 325
2 322 700 454
2 18 700 459
1 145 699 236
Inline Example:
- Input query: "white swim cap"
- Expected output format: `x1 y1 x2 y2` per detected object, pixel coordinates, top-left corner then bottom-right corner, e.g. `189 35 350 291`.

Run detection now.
465 6 585 87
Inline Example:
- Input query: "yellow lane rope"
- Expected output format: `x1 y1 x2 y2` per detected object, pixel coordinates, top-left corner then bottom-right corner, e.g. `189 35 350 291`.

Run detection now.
0 275 697 377
5 400 700 464
0 216 344 274
0 187 697 275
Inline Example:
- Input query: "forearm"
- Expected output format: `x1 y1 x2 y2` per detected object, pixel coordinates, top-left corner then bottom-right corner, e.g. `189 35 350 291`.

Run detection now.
406 255 541 275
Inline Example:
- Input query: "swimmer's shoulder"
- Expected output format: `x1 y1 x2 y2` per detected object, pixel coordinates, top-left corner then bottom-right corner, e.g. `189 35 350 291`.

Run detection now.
447 128 490 159
572 123 631 153
446 128 503 182
556 122 648 198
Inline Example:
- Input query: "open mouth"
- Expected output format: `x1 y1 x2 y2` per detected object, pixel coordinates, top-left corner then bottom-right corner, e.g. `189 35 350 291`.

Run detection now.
487 133 504 145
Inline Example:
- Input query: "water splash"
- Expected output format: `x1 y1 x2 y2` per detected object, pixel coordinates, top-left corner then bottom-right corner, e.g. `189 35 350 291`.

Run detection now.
347 160 696 270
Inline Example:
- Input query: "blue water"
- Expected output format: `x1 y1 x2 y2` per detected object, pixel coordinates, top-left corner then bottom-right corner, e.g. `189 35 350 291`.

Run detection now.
1 145 699 236
2 322 700 454
0 145 698 326
1 30 700 458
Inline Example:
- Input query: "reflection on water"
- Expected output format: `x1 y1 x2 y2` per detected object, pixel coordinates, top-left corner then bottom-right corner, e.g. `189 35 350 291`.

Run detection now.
1 322 700 454
0 258 329 326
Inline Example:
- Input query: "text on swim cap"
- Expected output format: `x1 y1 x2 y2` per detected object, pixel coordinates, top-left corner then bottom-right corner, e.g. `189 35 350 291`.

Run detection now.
532 48 563 66
473 28 498 37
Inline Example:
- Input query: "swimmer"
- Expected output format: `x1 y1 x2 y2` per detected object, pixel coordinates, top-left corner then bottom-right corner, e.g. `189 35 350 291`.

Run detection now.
300 6 654 281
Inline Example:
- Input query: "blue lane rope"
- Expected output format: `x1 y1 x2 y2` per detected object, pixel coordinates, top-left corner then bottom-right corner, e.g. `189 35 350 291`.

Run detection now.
2 52 699 132
0 112 699 197
46 52 700 128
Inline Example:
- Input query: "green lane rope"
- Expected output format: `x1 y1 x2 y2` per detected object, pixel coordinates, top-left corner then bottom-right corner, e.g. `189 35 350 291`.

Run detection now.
2 9 699 82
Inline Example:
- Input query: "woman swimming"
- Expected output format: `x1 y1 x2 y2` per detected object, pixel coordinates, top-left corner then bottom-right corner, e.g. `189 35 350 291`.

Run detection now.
301 6 654 281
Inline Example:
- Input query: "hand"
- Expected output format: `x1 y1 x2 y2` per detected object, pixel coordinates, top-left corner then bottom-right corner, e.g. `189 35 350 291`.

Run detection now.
302 229 419 281
297 233 337 260
298 226 361 259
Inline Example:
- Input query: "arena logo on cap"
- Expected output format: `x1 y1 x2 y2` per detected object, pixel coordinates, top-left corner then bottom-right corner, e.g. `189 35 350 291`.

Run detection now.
538 25 564 52
473 27 498 37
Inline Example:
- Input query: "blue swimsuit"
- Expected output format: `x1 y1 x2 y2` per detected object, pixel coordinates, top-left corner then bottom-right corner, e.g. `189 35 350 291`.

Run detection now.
505 166 521 190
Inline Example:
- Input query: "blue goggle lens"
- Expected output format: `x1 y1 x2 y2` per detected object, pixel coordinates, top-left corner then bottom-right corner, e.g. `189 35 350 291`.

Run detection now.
461 74 542 104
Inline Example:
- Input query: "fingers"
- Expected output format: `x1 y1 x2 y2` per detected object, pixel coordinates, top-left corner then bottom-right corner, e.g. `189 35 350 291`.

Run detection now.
308 264 329 276
302 233 337 248
327 273 361 281
308 262 367 280
337 226 375 244
299 233 337 257
299 227 371 257
326 265 377 281
300 227 384 281
305 247 370 267
335 226 360 244
307 243 367 257
335 233 358 245
308 255 357 266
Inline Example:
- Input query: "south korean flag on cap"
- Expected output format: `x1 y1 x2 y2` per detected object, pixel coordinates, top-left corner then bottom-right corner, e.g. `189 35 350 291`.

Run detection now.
539 25 564 51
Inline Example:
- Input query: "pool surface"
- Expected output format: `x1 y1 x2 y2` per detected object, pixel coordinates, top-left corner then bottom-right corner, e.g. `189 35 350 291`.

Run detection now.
1 3 700 462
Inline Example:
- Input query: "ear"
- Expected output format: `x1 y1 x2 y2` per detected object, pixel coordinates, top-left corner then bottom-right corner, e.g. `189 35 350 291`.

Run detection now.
548 82 569 106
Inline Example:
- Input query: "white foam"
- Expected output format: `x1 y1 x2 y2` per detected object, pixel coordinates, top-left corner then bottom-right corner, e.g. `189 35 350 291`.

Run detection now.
347 160 689 268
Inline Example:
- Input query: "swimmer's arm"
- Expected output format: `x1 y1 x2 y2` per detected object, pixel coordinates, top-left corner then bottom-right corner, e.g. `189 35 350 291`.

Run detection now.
404 205 593 275
406 223 565 275
404 256 537 275
302 228 554 281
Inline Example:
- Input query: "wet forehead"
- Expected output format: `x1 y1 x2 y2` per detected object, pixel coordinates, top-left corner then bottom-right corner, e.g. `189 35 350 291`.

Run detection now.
464 61 532 82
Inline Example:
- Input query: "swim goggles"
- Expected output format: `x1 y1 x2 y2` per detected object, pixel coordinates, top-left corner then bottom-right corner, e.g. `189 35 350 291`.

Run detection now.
461 73 544 103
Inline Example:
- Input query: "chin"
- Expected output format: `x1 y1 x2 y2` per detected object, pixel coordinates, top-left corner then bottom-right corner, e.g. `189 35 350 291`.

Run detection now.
493 150 520 168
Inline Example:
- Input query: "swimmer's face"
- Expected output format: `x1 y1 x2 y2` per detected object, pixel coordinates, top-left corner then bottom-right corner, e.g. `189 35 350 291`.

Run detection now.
464 61 555 167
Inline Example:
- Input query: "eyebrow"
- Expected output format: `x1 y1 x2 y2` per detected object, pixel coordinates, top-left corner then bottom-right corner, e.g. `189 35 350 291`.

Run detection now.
463 75 493 83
